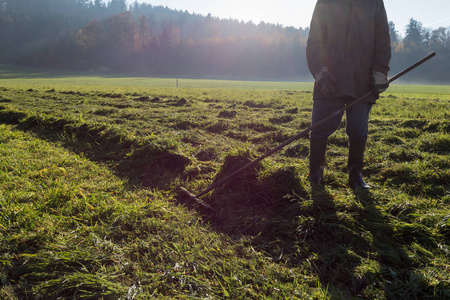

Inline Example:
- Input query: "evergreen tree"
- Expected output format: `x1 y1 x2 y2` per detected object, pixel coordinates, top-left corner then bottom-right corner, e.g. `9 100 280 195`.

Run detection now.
108 0 127 14
404 18 426 49
429 27 449 53
388 21 399 44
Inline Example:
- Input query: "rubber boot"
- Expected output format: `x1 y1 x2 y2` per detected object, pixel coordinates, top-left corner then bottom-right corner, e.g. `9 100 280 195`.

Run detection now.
348 139 370 189
309 138 327 185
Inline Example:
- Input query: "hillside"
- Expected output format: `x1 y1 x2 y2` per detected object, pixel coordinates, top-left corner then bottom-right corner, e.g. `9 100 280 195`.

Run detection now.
0 0 449 82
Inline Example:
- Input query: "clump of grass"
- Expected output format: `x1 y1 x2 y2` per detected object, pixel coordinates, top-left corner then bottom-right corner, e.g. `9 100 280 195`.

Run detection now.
205 148 268 233
217 109 238 119
419 134 450 154
201 148 309 240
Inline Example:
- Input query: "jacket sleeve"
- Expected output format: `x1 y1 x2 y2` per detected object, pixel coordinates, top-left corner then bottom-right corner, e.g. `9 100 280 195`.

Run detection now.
306 0 327 78
372 0 391 75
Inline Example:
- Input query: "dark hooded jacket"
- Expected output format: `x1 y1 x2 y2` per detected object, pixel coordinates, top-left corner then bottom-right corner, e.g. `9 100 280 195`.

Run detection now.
306 0 391 103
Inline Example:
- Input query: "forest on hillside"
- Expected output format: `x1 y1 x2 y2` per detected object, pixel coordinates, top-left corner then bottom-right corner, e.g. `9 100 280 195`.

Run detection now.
0 0 449 83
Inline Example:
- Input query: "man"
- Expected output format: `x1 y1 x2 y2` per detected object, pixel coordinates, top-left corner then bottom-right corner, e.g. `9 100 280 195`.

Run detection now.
306 0 391 189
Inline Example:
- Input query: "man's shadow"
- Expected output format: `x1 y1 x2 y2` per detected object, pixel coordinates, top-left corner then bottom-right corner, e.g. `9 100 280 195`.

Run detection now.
352 189 439 299
306 185 370 295
298 187 438 298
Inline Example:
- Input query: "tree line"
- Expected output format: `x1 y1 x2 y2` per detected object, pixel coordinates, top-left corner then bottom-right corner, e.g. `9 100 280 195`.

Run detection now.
1 0 449 83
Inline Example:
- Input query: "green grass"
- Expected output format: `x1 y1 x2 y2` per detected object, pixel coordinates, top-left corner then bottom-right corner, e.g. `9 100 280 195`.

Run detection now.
0 69 449 299
0 64 313 90
2 63 450 94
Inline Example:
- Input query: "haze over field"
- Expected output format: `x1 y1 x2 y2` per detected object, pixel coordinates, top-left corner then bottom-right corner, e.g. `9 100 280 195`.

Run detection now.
1 0 449 83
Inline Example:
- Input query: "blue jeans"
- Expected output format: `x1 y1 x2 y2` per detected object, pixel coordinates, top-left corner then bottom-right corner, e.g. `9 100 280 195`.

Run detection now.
310 97 372 141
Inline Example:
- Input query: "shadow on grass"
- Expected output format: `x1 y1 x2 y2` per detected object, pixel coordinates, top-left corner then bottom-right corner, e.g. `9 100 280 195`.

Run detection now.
191 157 440 299
297 188 439 298
353 190 442 299
298 185 378 297
0 107 190 191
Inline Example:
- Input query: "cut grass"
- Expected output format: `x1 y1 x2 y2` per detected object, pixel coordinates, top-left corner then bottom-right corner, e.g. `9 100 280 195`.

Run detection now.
0 82 449 299
0 123 329 299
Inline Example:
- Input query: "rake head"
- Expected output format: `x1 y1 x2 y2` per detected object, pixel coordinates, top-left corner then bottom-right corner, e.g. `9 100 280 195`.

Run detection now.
178 187 217 213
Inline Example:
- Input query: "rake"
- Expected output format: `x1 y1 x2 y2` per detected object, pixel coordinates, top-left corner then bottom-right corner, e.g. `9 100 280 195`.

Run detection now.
179 52 436 211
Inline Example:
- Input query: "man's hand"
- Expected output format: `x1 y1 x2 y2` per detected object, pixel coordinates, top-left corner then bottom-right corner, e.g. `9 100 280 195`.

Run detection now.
315 67 338 96
372 71 389 99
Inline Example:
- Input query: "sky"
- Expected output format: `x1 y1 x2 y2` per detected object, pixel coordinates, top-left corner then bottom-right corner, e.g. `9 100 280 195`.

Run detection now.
127 0 450 36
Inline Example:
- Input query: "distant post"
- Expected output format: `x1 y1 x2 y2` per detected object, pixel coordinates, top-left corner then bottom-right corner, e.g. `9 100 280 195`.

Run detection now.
177 79 179 88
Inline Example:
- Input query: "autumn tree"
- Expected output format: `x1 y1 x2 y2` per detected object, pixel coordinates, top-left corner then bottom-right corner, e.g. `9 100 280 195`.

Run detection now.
76 19 103 55
134 14 152 53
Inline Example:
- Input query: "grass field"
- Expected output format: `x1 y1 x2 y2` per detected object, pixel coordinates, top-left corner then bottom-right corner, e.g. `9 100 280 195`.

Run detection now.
2 63 450 93
0 66 449 299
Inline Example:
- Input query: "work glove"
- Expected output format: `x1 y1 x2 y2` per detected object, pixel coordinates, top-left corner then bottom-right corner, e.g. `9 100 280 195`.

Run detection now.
372 71 389 99
315 67 338 96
